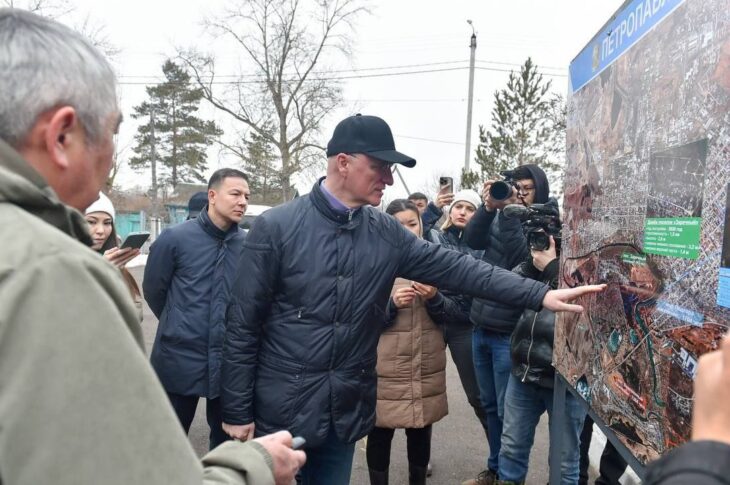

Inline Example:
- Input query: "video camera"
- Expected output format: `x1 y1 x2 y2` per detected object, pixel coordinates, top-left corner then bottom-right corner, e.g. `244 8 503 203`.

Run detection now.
503 203 561 251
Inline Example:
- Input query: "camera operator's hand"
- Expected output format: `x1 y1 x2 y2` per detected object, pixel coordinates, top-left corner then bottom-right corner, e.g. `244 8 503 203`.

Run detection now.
482 179 520 212
531 236 557 271
393 286 417 308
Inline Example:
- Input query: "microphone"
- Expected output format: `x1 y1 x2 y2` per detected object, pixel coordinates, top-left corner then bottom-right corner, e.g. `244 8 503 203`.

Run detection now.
503 204 530 220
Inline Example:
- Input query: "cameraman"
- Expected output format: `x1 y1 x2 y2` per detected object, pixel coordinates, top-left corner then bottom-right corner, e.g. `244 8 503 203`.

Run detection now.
496 232 586 485
463 164 550 485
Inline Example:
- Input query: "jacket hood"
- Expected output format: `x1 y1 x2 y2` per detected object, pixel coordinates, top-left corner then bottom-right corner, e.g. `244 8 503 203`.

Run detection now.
521 164 550 204
0 139 93 246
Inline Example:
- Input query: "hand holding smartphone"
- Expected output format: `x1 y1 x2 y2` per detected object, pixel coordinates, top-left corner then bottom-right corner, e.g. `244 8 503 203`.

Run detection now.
439 176 454 194
120 231 150 250
436 176 455 209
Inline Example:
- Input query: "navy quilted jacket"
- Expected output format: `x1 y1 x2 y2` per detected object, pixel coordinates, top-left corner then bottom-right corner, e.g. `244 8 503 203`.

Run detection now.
144 208 245 399
221 180 549 447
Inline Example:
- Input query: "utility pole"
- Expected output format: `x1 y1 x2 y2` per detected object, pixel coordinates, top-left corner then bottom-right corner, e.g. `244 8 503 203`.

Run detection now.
464 20 477 172
149 109 159 224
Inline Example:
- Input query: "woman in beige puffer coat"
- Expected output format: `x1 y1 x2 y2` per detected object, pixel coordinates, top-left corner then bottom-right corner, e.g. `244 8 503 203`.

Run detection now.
366 199 451 485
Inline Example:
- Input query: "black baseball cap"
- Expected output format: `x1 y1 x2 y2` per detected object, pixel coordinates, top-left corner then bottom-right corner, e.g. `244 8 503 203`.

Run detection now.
187 191 207 219
326 114 416 167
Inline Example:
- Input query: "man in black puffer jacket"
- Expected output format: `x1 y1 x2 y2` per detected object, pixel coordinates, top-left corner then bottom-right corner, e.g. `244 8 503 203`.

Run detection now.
463 164 552 485
220 115 604 485
495 220 587 485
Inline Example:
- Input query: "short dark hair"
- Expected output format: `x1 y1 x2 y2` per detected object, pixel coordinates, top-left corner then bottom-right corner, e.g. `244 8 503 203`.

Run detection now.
386 198 420 217
208 168 249 190
407 192 428 202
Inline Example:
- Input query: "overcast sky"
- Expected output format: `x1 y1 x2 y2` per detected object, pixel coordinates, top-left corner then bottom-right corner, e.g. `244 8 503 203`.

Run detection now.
66 0 624 199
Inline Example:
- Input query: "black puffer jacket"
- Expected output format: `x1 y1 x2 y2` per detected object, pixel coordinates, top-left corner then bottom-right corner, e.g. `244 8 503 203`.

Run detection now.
221 179 549 447
509 257 559 389
464 164 550 333
435 226 485 326
645 441 730 485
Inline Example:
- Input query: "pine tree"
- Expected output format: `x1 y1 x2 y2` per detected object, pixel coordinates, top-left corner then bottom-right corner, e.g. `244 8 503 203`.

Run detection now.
130 60 222 192
464 58 565 194
241 132 283 205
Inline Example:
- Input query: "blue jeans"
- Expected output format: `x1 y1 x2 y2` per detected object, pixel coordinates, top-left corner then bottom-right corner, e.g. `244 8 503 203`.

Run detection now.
297 426 356 485
499 374 586 484
472 329 512 472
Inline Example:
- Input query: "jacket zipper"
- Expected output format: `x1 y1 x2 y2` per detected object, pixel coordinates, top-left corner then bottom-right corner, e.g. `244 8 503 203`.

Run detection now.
522 312 539 382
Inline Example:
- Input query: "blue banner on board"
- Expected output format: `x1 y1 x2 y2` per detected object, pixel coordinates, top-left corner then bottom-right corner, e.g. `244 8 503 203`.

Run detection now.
569 0 685 93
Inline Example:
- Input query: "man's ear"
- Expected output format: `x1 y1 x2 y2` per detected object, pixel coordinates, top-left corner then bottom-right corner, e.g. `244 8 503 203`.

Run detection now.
45 106 81 170
335 153 349 177
207 188 216 206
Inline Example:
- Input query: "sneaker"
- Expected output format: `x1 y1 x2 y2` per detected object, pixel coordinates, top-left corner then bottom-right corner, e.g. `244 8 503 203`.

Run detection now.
426 462 433 477
462 469 498 485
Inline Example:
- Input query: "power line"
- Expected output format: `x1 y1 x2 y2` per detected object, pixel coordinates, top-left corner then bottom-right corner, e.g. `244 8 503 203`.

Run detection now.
396 134 464 146
117 59 474 79
117 59 566 81
116 64 566 86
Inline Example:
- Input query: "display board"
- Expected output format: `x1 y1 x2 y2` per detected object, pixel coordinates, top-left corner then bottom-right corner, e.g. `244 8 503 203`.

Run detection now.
556 0 730 464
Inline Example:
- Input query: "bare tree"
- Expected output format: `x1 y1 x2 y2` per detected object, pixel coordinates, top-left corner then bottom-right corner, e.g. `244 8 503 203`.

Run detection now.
3 0 119 58
73 12 120 58
2 0 72 18
180 0 366 200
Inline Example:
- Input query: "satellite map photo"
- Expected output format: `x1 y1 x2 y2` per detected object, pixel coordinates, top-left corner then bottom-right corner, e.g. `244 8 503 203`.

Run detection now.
555 0 730 464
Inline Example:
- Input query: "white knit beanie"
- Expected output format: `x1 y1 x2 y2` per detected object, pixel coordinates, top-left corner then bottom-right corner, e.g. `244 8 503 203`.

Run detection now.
85 192 116 221
449 189 481 211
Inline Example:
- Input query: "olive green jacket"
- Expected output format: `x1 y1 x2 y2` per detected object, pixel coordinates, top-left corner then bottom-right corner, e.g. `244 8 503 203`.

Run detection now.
0 139 274 485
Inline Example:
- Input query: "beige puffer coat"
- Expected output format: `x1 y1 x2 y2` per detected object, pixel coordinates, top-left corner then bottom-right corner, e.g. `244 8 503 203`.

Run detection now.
374 277 448 429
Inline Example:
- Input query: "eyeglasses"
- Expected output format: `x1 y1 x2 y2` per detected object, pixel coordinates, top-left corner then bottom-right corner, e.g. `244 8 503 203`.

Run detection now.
347 153 393 174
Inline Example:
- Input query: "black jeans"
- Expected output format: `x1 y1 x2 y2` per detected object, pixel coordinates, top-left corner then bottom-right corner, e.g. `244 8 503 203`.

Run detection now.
166 392 230 450
443 322 489 438
579 416 627 485
366 425 432 471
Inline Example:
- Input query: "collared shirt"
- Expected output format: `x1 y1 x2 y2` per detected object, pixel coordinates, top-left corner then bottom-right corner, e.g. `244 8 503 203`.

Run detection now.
319 179 353 214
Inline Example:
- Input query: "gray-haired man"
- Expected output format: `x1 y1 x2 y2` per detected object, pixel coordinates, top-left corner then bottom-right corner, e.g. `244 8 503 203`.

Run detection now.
0 8 303 484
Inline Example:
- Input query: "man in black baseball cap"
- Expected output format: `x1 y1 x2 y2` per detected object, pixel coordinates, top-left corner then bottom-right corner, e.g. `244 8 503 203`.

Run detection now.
326 114 416 168
318 114 416 208
221 113 605 485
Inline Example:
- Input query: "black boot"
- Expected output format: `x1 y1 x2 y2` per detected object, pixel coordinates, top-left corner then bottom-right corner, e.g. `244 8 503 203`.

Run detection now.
368 467 389 485
409 465 428 485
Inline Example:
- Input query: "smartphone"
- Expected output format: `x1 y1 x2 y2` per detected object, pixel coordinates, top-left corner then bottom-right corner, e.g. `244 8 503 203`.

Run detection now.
291 436 306 450
439 176 454 194
120 231 150 250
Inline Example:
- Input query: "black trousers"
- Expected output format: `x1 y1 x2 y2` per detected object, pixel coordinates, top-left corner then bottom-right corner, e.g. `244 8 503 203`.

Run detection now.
443 322 489 438
579 416 627 485
167 392 230 450
366 425 432 471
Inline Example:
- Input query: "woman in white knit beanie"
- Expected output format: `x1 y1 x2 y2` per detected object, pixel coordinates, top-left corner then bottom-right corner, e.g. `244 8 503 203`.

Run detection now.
85 192 143 316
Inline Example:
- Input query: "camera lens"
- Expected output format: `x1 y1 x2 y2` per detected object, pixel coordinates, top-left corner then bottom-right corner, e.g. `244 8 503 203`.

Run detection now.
528 231 549 251
489 180 512 201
